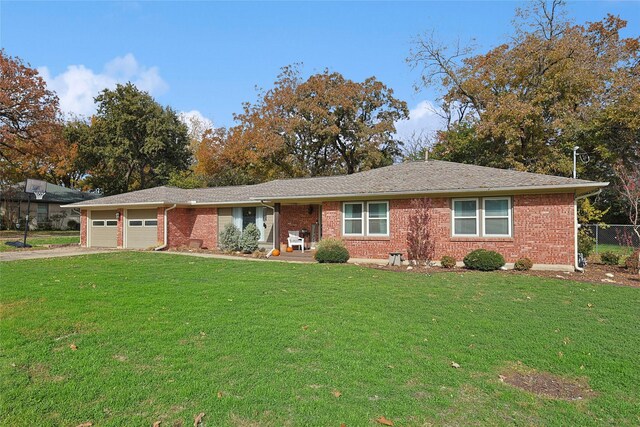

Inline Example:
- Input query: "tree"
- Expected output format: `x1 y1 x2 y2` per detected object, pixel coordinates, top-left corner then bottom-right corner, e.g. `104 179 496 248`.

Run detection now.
83 83 191 194
408 1 639 193
199 66 408 185
0 50 71 183
614 161 640 240
406 198 435 264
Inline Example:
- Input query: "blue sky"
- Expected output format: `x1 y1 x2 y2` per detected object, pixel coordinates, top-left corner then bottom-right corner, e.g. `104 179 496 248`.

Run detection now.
2 1 638 137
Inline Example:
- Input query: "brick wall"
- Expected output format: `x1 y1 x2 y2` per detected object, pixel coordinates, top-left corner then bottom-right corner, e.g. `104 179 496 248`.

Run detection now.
165 207 217 249
157 207 164 245
278 204 320 247
116 208 124 248
322 194 575 266
80 210 87 247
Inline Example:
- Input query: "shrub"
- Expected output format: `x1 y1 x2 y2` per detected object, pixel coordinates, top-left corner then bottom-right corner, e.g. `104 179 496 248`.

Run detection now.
407 199 434 264
514 257 533 271
463 249 505 271
440 255 456 269
578 231 595 258
624 249 640 271
600 251 620 266
314 238 350 263
66 219 80 230
219 223 241 251
239 223 261 253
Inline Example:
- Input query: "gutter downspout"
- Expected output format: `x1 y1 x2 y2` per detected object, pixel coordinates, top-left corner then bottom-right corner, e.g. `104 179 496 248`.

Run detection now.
259 200 276 253
574 189 602 272
154 204 177 251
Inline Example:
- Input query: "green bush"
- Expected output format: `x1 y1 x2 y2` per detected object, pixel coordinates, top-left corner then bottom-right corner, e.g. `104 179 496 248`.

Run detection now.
440 255 456 269
463 249 505 271
314 238 350 263
66 219 80 230
514 257 533 271
624 249 640 271
600 251 620 266
219 223 241 251
578 230 595 257
239 223 261 253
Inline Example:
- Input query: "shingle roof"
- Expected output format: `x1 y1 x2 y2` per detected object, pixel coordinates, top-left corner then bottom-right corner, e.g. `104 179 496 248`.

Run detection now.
65 160 608 207
0 181 101 204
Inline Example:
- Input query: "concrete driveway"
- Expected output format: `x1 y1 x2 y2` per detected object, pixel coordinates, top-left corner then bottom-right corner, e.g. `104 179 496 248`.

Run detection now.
0 246 113 262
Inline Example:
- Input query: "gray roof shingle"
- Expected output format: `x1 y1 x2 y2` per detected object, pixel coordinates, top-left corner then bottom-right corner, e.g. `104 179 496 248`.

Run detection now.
65 160 607 207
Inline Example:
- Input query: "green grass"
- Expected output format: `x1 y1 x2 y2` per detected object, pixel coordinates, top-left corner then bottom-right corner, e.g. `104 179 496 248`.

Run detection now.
595 243 635 256
1 253 639 426
0 232 79 252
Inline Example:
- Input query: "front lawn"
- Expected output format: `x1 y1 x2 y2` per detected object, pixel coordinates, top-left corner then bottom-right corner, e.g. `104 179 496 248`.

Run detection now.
1 253 638 426
0 231 79 252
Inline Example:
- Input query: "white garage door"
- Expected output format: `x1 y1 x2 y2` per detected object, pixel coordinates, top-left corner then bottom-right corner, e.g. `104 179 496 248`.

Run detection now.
126 209 158 249
89 210 118 247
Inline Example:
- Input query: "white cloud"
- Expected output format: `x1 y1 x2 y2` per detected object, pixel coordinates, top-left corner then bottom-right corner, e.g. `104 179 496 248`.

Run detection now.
38 53 168 117
178 110 214 140
395 100 446 141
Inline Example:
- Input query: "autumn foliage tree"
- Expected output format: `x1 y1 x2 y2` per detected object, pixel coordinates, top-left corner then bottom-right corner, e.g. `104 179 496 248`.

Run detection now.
0 50 73 183
409 0 639 199
195 66 409 185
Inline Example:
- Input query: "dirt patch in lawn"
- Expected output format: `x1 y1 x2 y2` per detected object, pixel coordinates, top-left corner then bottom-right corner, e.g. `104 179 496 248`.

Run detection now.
500 365 597 401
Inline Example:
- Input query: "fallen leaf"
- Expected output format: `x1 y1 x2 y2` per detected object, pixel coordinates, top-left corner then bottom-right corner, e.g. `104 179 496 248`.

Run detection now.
332 390 342 398
217 391 223 398
193 412 205 426
451 361 460 369
340 424 346 427
302 325 309 330
498 374 506 382
376 416 394 426
70 344 78 351
76 423 92 427
153 422 161 427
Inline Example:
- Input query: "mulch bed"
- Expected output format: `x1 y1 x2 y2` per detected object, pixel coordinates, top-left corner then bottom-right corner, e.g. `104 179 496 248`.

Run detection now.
370 262 640 288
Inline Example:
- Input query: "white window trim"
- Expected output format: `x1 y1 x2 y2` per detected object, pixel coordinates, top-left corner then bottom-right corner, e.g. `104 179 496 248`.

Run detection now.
483 197 512 237
342 202 365 236
144 219 158 227
128 220 144 227
452 198 480 237
105 220 118 227
366 201 390 236
92 220 105 227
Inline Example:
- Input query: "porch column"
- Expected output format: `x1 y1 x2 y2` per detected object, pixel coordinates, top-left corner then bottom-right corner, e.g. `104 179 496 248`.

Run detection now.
273 203 280 249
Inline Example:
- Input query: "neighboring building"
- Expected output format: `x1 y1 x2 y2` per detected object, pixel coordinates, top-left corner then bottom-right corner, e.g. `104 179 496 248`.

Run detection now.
1 182 101 230
64 160 608 271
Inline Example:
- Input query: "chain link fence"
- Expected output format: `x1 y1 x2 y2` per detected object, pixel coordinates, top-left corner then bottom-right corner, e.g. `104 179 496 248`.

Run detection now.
582 224 639 254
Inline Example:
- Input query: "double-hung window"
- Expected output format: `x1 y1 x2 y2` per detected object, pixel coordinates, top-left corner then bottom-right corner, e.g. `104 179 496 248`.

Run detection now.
452 199 479 236
452 197 512 237
367 202 389 236
483 198 511 237
343 202 364 235
343 201 389 236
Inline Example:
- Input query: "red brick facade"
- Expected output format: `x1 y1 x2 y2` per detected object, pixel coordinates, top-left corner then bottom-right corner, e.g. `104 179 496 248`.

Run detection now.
165 207 218 249
81 193 575 267
278 204 321 247
80 209 87 247
321 193 575 266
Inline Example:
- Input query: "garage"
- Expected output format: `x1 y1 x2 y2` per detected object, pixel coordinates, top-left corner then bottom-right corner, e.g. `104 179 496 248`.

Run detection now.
89 210 118 247
126 209 158 249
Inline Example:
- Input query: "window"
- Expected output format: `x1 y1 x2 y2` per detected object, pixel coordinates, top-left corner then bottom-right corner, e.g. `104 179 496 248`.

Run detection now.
129 220 143 227
37 204 48 222
452 197 512 237
92 220 105 227
106 220 118 227
367 202 389 236
232 206 266 241
483 198 511 236
343 203 364 235
453 199 479 236
144 220 158 227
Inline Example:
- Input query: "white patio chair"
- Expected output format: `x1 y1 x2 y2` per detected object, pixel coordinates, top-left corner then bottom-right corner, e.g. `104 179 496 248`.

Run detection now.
287 230 305 253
